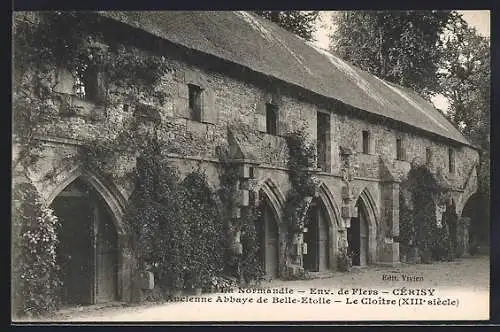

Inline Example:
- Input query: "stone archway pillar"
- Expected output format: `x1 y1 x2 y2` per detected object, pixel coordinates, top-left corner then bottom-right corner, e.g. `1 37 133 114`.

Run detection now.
380 181 400 266
117 233 138 302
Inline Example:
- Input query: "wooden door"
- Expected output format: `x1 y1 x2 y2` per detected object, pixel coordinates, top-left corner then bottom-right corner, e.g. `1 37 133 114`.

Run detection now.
94 195 118 303
359 209 368 266
264 205 279 278
304 205 319 272
318 209 329 271
348 216 361 266
53 194 93 305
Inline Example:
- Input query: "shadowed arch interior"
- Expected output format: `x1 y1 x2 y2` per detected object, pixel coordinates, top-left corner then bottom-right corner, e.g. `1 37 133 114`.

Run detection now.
46 166 127 235
462 193 487 255
256 189 280 278
349 188 378 266
50 177 118 306
303 196 330 272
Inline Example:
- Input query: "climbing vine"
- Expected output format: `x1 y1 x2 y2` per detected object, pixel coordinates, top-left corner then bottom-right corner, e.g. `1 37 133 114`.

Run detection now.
283 128 317 233
399 164 452 263
13 11 170 170
281 128 317 278
217 149 265 285
182 172 225 290
12 182 62 318
123 137 228 294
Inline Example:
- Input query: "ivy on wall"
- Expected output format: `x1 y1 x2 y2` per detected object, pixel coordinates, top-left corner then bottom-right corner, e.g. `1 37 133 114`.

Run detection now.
12 182 62 318
13 11 170 170
217 149 265 285
283 128 317 233
281 128 316 278
182 172 225 290
123 137 227 293
399 164 454 263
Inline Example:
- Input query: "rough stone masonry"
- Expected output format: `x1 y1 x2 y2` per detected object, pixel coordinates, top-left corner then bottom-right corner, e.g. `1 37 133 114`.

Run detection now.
12 11 479 304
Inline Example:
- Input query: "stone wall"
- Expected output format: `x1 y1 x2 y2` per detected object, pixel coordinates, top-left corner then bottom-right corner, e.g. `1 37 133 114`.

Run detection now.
13 21 480 291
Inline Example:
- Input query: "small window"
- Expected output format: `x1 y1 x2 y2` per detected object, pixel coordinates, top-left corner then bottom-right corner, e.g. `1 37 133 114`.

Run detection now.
362 130 370 154
426 147 432 165
74 75 86 98
396 138 405 161
74 63 100 102
265 103 278 135
448 148 455 173
188 84 202 122
317 112 330 171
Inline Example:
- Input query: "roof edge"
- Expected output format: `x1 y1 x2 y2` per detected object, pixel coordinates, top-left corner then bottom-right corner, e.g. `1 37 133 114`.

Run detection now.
93 11 477 150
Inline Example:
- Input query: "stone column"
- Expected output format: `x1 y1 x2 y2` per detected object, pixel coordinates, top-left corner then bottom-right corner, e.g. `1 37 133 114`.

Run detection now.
380 181 400 266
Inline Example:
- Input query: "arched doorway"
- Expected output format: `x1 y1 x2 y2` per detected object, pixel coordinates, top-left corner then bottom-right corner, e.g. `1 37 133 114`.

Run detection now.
462 193 487 255
51 178 118 306
256 192 280 278
303 198 330 272
348 198 370 266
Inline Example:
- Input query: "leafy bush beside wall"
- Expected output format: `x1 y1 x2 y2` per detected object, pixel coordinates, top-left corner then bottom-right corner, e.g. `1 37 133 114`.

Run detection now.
182 172 225 290
283 128 317 233
12 182 62 318
399 164 454 263
124 138 227 294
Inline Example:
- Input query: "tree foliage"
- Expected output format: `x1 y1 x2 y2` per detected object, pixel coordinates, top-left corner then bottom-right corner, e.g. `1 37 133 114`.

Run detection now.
438 15 490 244
330 10 453 97
438 16 490 196
438 15 490 150
254 11 320 41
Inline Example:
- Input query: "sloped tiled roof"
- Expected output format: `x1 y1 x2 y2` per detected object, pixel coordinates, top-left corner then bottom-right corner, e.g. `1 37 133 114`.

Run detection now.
98 11 471 146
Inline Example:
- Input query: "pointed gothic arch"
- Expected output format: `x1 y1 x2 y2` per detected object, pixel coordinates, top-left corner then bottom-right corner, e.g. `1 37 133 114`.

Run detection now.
46 165 132 304
302 183 342 272
256 179 285 279
46 165 127 235
258 178 285 222
350 187 379 266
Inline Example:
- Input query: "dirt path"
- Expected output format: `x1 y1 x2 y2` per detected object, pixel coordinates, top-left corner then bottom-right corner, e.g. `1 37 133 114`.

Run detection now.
16 255 490 322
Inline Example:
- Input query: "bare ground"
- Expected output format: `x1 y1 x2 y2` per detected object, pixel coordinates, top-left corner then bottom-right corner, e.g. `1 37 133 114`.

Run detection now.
14 255 490 323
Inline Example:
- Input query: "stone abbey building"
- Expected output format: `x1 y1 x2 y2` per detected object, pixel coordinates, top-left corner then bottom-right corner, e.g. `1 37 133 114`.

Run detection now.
12 11 480 306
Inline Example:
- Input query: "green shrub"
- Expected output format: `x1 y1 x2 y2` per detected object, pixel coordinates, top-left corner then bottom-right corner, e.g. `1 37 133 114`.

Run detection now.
125 140 227 293
283 128 316 232
182 172 225 290
12 182 62 318
399 164 454 264
239 206 265 284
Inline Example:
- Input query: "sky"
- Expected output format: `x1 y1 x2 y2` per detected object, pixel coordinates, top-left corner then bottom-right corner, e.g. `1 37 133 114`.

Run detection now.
311 10 491 111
